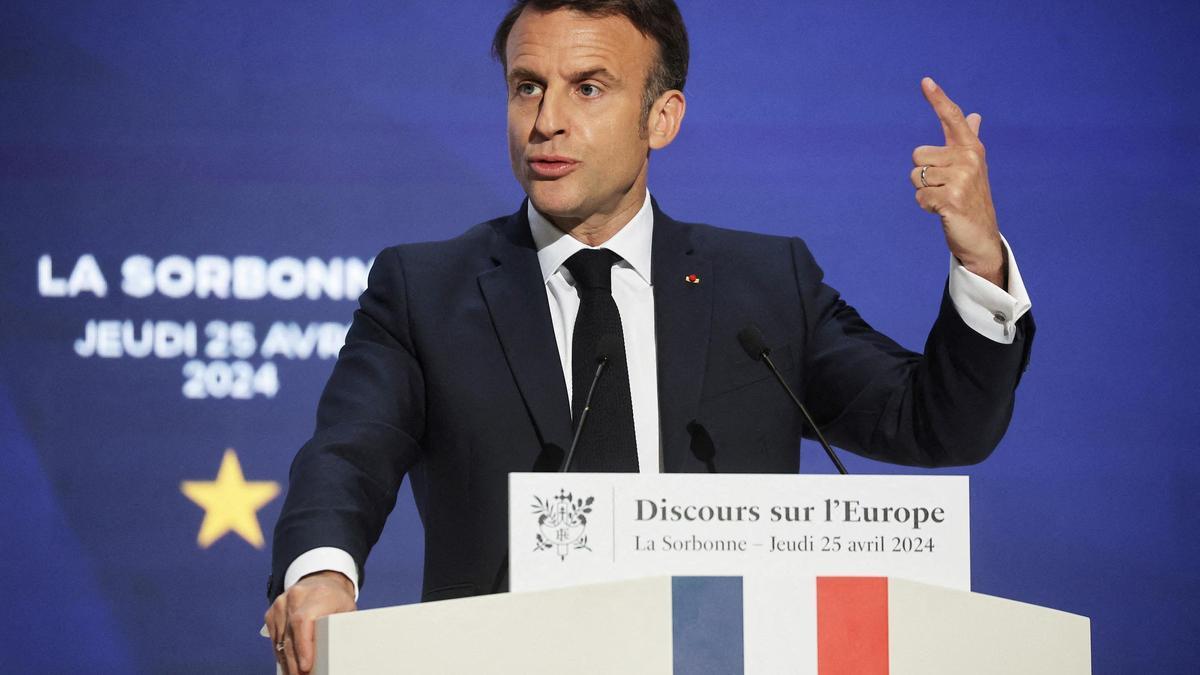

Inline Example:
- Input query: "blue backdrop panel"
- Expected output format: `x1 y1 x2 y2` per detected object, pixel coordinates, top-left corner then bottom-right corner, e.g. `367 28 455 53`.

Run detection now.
1 1 1197 672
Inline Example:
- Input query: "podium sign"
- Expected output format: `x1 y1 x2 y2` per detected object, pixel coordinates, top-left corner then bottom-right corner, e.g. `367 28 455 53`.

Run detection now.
509 473 970 674
509 473 970 590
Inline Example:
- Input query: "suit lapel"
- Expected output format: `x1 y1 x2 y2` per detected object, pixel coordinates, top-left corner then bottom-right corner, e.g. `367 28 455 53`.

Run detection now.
651 202 713 472
478 207 574 456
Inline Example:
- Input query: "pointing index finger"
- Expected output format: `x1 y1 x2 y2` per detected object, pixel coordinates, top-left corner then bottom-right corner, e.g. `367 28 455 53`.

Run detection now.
921 77 975 146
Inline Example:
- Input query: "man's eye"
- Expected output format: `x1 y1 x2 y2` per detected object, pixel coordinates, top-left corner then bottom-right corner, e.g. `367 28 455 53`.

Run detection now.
579 83 601 97
516 83 541 96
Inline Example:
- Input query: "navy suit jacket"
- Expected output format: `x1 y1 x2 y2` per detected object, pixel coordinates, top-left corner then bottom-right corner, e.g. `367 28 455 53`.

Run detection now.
269 200 1033 602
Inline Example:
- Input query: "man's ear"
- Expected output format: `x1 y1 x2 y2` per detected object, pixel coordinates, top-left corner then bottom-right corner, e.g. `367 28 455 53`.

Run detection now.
648 90 686 150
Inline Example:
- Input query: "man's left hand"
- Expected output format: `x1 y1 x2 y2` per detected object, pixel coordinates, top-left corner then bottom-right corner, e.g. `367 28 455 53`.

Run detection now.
911 77 1006 288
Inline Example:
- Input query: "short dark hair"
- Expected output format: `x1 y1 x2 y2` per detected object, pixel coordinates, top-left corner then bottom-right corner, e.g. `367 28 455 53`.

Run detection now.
491 0 689 121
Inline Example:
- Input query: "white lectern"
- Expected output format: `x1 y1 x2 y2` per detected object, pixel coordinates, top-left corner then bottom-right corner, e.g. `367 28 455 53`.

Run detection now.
313 575 1090 674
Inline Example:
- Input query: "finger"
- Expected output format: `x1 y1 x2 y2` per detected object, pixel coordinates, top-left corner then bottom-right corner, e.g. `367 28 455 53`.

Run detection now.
296 616 316 673
910 165 950 189
274 641 288 674
285 620 302 675
266 605 282 668
267 598 286 648
912 145 953 167
914 184 950 214
921 77 975 146
267 594 296 673
966 112 982 138
919 77 955 142
283 640 299 675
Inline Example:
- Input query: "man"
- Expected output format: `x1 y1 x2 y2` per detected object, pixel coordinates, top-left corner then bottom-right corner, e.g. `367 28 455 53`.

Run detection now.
265 1 1033 672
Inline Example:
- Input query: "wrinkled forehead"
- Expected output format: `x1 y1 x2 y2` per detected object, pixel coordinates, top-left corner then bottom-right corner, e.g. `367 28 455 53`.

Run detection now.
505 9 654 81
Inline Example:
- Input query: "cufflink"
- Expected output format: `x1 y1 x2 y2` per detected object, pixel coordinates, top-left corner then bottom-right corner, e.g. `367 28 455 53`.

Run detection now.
992 311 1009 337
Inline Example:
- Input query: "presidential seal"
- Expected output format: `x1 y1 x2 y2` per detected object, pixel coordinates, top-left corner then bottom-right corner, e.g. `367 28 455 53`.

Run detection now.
532 490 593 560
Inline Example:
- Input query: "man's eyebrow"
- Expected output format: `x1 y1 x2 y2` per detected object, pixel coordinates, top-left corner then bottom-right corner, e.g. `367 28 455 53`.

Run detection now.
567 67 619 83
507 66 543 85
506 66 620 85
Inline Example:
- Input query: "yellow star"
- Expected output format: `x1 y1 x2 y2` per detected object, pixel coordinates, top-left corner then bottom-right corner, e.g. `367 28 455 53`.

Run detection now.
181 448 280 549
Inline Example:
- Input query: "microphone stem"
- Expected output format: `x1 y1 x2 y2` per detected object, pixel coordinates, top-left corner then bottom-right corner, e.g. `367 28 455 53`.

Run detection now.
560 357 608 473
761 352 848 475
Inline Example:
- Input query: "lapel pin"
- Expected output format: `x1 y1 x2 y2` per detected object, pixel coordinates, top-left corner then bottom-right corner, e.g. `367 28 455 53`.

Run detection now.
684 273 700 284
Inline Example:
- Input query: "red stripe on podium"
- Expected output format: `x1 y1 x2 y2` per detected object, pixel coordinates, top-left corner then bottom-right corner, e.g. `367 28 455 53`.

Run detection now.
817 577 889 675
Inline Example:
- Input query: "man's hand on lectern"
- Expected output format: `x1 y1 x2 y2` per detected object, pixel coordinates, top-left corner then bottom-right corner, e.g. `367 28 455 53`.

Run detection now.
911 76 1007 289
265 570 356 675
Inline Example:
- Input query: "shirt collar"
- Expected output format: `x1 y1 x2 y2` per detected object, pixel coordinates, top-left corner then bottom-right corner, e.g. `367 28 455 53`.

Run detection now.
528 190 654 286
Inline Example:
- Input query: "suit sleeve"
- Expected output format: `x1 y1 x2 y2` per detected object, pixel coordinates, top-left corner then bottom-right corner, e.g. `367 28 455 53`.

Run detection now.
791 238 1034 467
268 246 425 600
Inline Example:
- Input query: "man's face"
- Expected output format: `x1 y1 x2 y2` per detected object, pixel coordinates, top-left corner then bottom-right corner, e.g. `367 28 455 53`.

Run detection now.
505 9 657 224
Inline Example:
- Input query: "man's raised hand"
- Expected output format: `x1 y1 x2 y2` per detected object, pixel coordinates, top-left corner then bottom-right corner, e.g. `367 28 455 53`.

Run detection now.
911 77 1006 288
265 571 356 675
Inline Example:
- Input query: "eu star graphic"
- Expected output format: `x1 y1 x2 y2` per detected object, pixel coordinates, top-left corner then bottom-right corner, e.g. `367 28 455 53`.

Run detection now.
181 448 280 549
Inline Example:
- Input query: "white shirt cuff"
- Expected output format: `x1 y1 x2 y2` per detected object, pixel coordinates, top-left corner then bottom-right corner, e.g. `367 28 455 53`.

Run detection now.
260 547 360 638
947 235 1032 344
285 547 361 598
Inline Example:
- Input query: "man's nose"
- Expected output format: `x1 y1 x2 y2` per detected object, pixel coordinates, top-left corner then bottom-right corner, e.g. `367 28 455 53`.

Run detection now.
533 86 568 139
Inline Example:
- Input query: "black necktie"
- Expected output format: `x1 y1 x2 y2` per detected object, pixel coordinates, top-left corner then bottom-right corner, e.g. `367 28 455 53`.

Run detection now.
563 249 639 472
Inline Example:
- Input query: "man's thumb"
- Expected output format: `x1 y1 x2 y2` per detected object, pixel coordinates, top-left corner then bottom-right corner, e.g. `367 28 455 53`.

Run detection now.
966 113 982 138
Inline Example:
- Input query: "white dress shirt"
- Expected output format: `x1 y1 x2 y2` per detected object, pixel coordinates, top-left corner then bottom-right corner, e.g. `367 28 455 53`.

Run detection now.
279 190 1032 597
530 191 661 472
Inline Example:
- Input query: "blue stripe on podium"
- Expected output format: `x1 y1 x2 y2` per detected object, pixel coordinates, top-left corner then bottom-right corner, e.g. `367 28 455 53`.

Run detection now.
671 576 745 674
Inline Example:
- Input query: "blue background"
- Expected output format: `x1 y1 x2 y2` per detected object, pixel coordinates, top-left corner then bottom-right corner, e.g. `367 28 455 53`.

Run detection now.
2 1 1197 672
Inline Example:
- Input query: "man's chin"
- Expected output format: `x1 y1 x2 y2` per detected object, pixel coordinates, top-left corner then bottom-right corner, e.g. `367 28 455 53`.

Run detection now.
525 187 585 223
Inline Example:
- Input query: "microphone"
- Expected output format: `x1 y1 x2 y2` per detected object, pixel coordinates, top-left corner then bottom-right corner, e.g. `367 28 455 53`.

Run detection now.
737 324 848 475
496 335 624 592
559 334 622 473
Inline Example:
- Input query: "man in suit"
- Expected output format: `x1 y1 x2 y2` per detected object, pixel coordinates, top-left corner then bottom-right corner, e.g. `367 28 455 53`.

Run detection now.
265 1 1033 672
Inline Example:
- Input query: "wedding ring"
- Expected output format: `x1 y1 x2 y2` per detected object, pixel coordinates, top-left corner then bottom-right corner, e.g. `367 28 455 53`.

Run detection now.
275 640 286 653
919 165 930 188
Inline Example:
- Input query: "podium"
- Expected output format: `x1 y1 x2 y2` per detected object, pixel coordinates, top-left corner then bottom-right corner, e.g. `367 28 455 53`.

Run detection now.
312 474 1090 673
313 575 1090 674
